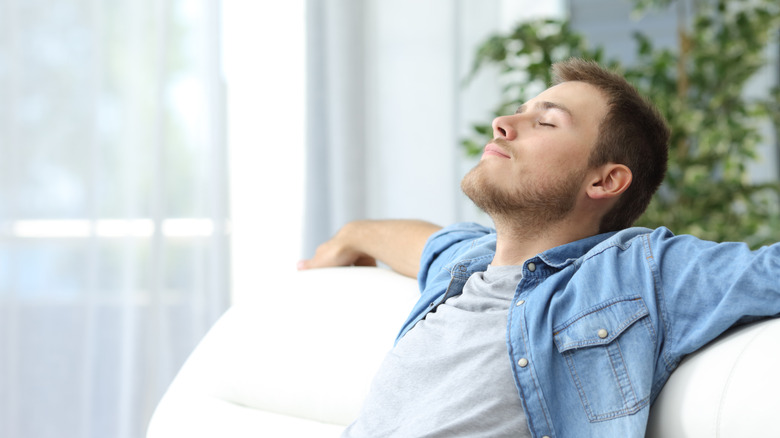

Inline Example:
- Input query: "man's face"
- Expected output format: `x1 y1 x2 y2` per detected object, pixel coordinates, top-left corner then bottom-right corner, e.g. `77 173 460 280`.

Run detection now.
461 81 608 221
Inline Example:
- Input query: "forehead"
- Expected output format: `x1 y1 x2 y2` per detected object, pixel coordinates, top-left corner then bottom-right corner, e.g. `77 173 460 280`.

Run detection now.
529 81 608 124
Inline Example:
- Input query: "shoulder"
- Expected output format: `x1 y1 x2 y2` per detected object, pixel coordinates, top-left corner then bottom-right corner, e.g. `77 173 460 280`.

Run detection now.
593 226 700 253
580 226 707 267
423 222 496 258
418 222 496 285
588 226 764 274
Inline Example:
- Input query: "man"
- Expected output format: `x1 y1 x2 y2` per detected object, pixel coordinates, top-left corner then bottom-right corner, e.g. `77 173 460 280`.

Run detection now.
298 58 780 437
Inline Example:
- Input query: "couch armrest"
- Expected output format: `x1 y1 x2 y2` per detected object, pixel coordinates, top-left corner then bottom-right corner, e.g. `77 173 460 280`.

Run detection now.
147 267 419 438
647 318 780 437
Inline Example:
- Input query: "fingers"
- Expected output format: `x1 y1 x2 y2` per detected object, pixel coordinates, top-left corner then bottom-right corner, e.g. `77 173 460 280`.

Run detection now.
296 238 376 271
296 251 376 271
296 254 376 271
354 255 378 267
296 221 381 271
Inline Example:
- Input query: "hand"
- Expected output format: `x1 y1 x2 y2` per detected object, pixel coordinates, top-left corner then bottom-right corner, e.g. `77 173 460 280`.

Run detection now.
297 222 377 270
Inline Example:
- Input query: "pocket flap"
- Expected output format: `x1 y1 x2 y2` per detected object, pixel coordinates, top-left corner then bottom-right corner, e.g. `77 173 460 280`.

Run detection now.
553 296 649 353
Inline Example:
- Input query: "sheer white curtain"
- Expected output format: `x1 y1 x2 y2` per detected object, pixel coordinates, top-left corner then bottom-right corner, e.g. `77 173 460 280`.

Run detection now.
0 1 228 437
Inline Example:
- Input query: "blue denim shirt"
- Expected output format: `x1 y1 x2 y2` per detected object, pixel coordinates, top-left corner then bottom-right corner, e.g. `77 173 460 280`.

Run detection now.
396 222 780 438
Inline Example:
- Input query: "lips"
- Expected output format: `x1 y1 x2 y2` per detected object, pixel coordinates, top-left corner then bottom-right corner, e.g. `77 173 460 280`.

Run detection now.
483 143 511 159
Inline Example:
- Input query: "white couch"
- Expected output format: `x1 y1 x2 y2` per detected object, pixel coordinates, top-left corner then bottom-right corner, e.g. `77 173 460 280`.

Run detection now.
147 267 780 437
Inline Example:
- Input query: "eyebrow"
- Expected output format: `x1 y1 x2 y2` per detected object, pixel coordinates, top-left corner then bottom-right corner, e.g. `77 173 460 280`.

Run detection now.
515 101 574 119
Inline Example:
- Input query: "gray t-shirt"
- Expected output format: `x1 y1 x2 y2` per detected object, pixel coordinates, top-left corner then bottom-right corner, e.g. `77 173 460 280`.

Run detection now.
342 265 532 437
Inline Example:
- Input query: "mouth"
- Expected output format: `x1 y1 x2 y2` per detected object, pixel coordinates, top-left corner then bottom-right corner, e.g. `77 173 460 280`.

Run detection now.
482 142 511 159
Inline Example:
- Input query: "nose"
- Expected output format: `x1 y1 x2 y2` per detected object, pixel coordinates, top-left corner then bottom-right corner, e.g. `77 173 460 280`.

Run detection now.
492 114 518 141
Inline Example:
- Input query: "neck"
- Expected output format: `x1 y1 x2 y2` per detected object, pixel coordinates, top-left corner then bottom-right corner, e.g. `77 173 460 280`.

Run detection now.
490 213 600 266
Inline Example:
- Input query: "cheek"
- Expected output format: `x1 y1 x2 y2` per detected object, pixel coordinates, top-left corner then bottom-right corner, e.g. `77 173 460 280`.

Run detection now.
544 137 592 167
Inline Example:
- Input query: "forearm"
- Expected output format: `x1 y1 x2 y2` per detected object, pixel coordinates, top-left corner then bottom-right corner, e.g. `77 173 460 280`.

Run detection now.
347 219 441 277
299 219 442 278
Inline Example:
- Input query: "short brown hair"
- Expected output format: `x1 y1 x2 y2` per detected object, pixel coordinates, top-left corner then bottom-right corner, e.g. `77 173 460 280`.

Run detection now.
552 58 670 232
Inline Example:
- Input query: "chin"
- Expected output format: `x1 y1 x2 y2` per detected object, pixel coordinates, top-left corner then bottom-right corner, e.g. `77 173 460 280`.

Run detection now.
461 164 502 213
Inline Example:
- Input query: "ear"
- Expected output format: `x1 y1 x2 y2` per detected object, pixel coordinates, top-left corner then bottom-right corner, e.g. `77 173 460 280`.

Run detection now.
586 163 632 200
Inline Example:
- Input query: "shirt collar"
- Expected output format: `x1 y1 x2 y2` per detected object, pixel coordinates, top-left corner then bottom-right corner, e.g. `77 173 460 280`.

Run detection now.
537 231 618 269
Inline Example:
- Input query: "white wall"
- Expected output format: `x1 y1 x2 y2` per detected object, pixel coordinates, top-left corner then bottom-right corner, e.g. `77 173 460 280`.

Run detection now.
363 0 463 225
224 2 306 304
362 0 566 228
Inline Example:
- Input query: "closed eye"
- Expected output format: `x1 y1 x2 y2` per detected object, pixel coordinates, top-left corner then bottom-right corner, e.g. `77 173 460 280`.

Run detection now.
538 121 556 127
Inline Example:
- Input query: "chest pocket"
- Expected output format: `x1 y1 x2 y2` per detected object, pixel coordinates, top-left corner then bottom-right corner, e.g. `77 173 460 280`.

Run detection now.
553 296 656 422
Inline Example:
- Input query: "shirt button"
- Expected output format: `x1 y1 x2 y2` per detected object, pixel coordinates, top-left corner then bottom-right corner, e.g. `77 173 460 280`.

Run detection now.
527 262 536 272
515 299 525 306
597 328 608 339
518 358 529 367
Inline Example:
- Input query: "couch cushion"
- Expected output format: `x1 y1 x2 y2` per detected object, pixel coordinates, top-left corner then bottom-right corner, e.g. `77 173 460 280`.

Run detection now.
646 318 780 437
149 267 419 434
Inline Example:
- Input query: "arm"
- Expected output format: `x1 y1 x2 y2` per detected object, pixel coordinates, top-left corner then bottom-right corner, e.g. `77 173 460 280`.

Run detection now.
297 219 442 278
643 228 780 361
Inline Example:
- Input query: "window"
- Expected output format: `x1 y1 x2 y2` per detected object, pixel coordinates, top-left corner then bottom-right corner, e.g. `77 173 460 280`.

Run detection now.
0 1 228 436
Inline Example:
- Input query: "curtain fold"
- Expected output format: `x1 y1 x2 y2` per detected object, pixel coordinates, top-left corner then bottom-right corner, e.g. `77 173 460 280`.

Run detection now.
0 1 229 437
303 0 367 256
